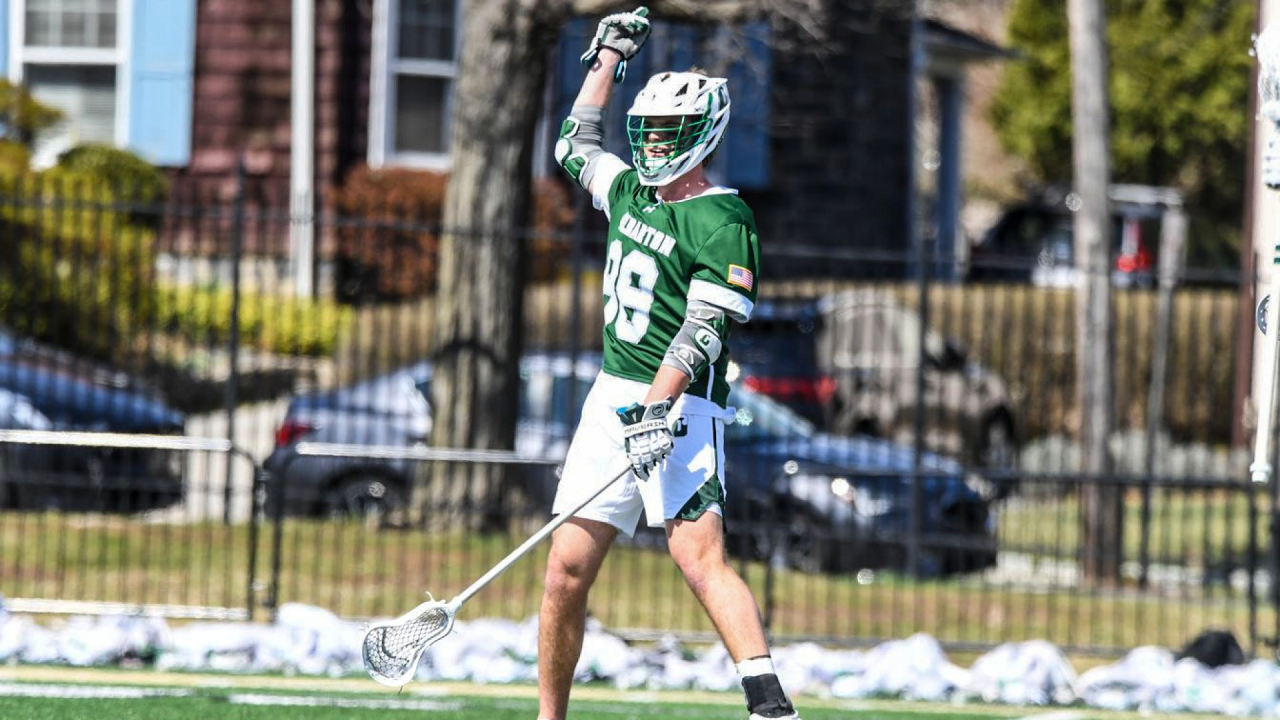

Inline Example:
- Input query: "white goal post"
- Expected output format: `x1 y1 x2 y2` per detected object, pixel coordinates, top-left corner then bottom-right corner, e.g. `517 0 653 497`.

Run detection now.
1251 21 1280 486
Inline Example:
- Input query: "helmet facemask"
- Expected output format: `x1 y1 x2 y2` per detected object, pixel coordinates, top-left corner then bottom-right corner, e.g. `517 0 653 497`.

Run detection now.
627 114 715 182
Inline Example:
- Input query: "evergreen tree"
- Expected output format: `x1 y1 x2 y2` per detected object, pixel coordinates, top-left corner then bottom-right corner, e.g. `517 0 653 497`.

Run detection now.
991 0 1254 268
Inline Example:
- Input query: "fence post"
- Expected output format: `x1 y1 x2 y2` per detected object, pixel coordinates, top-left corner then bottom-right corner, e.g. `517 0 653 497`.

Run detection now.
1248 478 1259 656
265 462 290 621
223 160 246 525
247 465 264 620
1139 206 1186 588
909 222 933 578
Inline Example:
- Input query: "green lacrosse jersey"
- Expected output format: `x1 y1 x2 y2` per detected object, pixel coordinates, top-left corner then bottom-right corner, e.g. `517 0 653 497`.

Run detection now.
598 168 760 407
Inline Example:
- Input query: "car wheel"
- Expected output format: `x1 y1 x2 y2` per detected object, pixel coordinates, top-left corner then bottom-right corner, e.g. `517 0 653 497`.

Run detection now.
978 417 1016 469
780 512 833 574
326 475 403 520
0 450 10 508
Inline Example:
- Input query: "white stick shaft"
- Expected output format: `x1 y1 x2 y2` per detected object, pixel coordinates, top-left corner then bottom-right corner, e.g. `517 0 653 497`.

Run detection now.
452 465 632 608
1252 326 1279 484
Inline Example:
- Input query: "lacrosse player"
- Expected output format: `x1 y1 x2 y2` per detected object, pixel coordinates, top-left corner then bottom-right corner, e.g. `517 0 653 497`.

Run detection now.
540 7 800 720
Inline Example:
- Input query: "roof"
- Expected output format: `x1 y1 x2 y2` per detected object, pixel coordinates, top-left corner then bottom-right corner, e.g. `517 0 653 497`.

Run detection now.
923 18 1015 66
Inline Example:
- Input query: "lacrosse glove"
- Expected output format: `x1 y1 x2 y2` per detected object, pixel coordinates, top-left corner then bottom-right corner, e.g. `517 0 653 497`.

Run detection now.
581 6 651 83
617 396 674 480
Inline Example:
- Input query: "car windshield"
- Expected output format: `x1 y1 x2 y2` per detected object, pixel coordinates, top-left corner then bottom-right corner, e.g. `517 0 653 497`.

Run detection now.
725 384 816 442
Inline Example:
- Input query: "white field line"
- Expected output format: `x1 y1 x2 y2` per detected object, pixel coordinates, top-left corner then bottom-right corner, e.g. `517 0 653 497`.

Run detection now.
1015 711 1087 720
227 693 463 711
0 682 192 699
227 693 722 716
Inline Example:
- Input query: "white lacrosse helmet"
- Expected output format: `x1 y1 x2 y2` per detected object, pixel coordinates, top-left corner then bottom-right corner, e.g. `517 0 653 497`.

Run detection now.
626 71 731 187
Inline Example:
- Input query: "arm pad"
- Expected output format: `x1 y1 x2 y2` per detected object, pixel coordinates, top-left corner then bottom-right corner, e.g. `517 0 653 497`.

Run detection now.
555 105 608 190
662 300 728 380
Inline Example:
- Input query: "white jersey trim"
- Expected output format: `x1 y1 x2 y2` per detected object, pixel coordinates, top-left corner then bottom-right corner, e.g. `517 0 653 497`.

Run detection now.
688 279 754 323
660 186 739 204
589 154 630 220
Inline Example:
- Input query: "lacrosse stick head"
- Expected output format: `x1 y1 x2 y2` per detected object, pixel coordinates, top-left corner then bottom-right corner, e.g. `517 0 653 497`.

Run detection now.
1257 23 1280 123
361 597 456 686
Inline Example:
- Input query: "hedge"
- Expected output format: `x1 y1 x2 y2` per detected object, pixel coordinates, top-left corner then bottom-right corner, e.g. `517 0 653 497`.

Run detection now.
155 285 353 358
0 170 158 361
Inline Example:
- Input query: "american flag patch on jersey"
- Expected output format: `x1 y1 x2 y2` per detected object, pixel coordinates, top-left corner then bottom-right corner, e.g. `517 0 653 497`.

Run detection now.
727 265 754 291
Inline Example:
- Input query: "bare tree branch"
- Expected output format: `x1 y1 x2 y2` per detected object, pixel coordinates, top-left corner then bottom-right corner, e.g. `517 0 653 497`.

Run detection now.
570 0 828 42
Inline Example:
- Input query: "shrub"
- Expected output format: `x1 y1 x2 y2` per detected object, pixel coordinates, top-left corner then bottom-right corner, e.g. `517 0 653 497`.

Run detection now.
331 167 446 303
56 143 169 228
0 141 31 179
0 171 157 361
0 79 62 146
330 167 577 304
154 285 353 357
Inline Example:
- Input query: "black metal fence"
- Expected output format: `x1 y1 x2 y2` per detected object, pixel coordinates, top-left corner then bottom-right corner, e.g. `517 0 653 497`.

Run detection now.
0 173 1269 657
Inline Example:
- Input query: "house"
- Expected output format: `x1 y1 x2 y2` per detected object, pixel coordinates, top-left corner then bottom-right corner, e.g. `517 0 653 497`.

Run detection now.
0 0 196 171
4 0 1007 277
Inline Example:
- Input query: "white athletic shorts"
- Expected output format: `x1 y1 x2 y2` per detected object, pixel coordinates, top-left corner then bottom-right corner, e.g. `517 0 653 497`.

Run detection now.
552 371 735 536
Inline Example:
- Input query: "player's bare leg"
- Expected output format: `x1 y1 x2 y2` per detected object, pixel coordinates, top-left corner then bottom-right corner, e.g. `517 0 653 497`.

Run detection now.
667 511 798 719
537 517 617 720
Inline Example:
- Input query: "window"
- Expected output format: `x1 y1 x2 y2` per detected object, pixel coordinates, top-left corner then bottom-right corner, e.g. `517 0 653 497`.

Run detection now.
370 0 459 169
11 0 129 168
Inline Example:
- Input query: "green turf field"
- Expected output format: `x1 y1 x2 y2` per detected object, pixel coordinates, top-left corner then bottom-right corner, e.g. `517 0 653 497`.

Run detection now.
0 687 1010 720
0 668 1200 720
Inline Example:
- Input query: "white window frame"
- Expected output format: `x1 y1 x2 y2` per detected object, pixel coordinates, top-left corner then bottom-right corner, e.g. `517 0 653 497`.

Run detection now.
368 0 460 170
8 0 133 149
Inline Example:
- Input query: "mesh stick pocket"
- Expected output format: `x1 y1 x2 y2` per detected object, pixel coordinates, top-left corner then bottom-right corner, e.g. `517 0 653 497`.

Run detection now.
362 599 456 686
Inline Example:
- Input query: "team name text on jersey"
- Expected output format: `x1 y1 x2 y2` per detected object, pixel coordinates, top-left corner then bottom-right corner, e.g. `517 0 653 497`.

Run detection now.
618 212 676 257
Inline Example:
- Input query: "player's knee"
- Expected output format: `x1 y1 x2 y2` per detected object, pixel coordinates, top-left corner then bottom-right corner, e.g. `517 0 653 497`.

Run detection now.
544 547 596 599
668 537 724 586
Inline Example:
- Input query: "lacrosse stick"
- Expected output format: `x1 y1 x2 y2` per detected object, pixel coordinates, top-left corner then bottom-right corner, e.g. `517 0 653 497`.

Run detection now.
1252 23 1280 486
361 463 633 686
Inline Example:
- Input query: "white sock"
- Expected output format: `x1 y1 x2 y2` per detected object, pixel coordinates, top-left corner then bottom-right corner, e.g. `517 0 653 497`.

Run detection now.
736 655 776 678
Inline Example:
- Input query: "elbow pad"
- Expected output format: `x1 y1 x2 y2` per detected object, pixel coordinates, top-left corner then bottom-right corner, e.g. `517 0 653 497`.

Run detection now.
662 301 729 380
555 105 607 190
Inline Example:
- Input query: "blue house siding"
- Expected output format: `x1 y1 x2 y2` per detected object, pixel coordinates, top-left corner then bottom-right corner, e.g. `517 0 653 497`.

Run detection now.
0 0 8 79
721 24 770 189
128 0 196 166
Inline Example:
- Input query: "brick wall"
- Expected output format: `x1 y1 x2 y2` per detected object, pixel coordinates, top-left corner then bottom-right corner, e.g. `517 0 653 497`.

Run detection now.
176 0 368 219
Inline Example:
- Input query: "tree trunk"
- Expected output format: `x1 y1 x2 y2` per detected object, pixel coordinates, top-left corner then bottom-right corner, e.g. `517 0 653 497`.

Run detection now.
1069 0 1121 582
413 0 569 530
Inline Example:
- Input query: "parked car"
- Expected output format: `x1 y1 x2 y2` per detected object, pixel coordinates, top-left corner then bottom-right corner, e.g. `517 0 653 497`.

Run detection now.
0 330 187 511
265 352 996 576
728 298 833 428
966 184 1186 289
720 381 996 576
730 292 1019 483
263 353 596 517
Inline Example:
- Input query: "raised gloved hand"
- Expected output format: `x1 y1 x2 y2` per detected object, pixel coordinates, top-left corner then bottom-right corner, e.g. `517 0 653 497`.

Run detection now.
581 6 651 84
617 396 674 480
